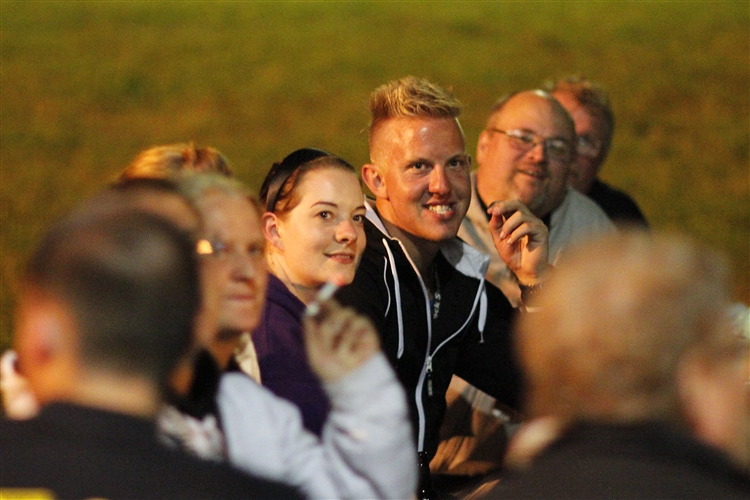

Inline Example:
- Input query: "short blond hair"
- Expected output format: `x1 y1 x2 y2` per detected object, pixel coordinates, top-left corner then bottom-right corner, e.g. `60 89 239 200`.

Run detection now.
518 231 740 428
368 76 462 130
119 143 232 181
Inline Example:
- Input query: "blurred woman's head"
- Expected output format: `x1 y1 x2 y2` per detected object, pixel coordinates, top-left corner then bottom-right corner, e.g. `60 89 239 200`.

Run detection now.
180 174 268 339
117 146 237 339
260 149 365 304
119 142 232 181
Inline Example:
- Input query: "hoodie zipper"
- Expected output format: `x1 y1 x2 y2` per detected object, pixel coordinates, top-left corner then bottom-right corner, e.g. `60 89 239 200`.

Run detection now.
394 241 484 454
370 205 488 455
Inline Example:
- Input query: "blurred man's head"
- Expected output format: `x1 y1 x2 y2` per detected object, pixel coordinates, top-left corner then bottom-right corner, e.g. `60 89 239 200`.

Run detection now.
476 90 575 219
545 76 614 194
107 177 202 234
362 76 471 258
518 231 749 468
15 206 201 412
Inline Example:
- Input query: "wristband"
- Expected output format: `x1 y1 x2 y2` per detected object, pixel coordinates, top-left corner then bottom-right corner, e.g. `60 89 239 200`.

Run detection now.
519 281 544 304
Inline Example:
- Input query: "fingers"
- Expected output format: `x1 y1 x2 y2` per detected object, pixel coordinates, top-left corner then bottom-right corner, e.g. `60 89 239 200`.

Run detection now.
488 199 550 283
305 281 341 319
489 200 547 246
487 199 529 219
303 301 380 382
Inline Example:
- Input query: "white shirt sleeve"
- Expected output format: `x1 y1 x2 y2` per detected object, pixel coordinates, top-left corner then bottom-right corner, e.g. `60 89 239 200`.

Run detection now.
218 352 417 499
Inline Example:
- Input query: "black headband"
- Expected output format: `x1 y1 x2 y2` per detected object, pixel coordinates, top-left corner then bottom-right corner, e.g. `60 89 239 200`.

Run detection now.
260 148 332 213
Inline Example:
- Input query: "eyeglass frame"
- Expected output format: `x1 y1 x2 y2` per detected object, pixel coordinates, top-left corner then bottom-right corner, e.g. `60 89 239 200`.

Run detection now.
487 128 575 163
195 237 264 265
576 134 603 159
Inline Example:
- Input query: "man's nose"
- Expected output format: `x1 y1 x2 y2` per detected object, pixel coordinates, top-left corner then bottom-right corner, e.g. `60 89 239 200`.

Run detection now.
429 165 450 194
526 140 547 162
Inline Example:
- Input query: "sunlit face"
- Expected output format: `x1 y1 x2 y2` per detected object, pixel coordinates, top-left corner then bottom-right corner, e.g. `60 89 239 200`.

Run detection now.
197 191 267 334
552 90 608 194
271 167 366 291
368 116 471 249
476 92 575 218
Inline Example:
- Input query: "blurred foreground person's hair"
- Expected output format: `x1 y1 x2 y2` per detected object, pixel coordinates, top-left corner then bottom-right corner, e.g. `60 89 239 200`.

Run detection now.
485 230 750 499
1 201 299 499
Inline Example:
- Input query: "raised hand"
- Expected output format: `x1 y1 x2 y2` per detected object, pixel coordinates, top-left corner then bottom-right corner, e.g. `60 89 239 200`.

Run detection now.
303 299 381 383
487 199 550 285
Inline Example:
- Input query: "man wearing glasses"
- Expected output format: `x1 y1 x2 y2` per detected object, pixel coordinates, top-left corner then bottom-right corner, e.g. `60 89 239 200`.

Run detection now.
545 76 649 228
435 91 614 486
459 89 614 307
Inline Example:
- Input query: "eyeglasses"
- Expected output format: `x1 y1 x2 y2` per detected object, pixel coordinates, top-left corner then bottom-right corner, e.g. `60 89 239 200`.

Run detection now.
576 135 603 159
196 238 264 264
488 128 574 163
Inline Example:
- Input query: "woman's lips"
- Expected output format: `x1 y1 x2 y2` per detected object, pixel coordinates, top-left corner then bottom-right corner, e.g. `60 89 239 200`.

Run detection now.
326 252 355 264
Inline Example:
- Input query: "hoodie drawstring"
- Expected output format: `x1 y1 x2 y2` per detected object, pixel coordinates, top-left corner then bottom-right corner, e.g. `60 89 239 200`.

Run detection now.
383 238 404 359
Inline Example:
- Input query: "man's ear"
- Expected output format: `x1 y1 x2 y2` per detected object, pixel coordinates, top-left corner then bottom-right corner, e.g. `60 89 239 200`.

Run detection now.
262 212 284 252
14 295 71 387
677 355 723 448
16 304 62 370
14 295 78 404
475 129 493 167
361 163 388 200
678 349 750 469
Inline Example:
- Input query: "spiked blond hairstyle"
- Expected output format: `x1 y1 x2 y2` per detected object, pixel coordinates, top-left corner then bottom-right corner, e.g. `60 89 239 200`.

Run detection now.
368 76 462 131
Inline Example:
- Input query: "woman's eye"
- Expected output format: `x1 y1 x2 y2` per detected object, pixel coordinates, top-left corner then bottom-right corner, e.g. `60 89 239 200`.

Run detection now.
318 211 331 220
212 241 229 256
353 214 365 223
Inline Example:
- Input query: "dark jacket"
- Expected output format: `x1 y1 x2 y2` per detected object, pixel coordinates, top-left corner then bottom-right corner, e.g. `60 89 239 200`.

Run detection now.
252 273 330 436
0 402 302 499
487 421 750 499
336 205 522 460
588 178 648 229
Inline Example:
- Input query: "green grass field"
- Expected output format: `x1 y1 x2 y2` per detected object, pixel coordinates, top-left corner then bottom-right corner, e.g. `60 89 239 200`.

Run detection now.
2 1 748 350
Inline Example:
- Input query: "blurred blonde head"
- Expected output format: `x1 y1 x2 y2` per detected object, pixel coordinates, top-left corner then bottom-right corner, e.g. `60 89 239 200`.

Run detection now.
119 142 232 181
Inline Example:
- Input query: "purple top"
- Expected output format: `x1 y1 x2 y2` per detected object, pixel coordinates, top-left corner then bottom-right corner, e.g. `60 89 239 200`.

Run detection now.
251 273 330 436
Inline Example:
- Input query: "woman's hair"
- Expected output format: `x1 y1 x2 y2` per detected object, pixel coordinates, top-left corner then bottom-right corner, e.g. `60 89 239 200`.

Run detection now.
259 148 356 216
118 142 232 181
177 172 260 216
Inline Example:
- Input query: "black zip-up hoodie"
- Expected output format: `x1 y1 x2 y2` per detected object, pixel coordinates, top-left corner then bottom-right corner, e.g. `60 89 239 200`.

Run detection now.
336 202 523 461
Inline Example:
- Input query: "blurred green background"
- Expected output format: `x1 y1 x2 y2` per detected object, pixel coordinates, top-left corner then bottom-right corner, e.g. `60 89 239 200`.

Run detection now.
2 1 749 350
